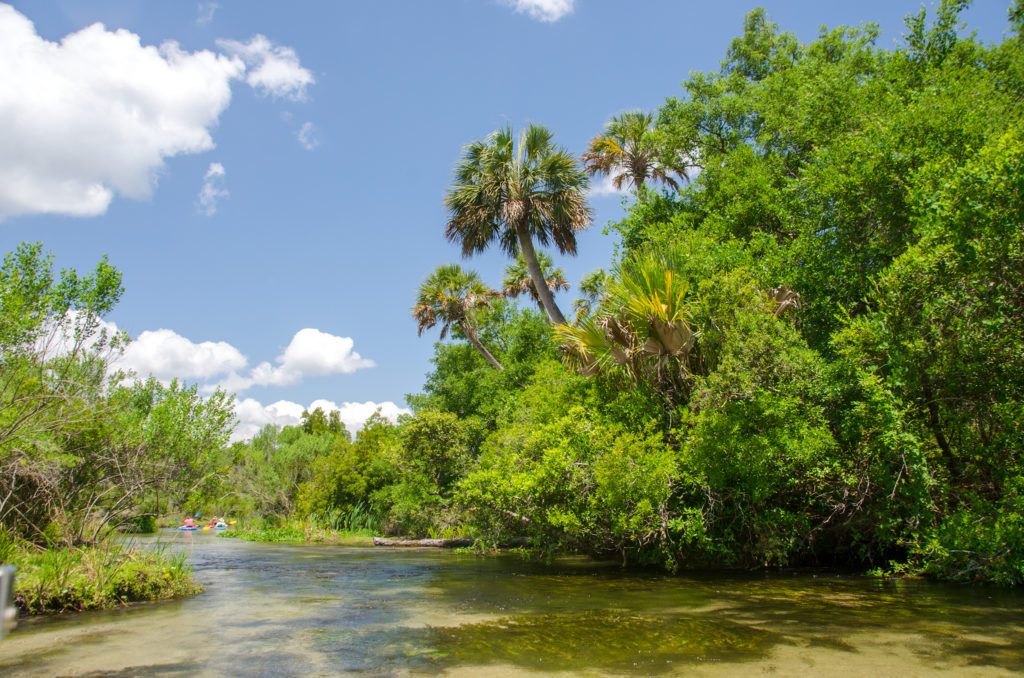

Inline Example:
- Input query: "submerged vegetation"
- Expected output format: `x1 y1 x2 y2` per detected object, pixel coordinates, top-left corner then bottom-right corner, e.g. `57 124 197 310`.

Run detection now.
2 0 1021 602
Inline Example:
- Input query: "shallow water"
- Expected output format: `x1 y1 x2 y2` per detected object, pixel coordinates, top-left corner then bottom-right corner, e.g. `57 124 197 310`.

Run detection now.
1 530 1022 677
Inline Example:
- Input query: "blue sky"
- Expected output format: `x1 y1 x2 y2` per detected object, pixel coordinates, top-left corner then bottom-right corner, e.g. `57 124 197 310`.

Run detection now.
0 0 1012 439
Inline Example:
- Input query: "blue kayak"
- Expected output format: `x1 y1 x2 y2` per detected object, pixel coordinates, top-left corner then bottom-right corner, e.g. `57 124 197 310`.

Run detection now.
177 525 199 531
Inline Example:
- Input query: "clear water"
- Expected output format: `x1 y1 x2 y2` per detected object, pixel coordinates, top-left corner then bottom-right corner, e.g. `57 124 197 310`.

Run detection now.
1 530 1021 677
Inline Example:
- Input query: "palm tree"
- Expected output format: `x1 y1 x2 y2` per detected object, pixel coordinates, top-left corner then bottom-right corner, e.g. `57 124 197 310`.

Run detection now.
572 268 607 322
501 252 569 314
412 264 503 370
582 111 685 197
445 124 592 326
557 249 698 401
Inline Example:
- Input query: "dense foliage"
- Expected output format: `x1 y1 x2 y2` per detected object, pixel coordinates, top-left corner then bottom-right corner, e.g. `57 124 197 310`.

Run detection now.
8 0 1018 592
0 243 236 545
388 0 1022 583
224 2 1021 585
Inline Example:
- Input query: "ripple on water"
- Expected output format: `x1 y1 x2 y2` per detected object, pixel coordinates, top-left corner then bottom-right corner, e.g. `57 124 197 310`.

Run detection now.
2 538 1023 677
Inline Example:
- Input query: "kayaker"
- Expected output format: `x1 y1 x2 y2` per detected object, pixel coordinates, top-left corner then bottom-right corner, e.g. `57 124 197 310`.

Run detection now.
215 517 227 528
206 517 218 528
183 516 196 528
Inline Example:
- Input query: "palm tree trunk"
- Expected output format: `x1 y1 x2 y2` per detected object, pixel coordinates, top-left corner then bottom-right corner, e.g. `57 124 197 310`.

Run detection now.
460 321 503 370
634 173 647 201
516 222 567 325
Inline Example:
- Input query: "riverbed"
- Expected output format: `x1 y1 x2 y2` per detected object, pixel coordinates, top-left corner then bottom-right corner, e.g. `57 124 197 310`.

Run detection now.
1 530 1021 677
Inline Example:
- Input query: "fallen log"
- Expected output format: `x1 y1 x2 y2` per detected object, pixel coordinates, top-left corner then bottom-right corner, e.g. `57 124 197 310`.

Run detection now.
372 537 475 548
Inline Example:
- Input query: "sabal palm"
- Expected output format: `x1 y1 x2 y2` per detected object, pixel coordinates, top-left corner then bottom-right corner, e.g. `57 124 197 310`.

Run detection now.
572 268 607 321
502 252 569 313
412 264 503 370
582 111 684 196
557 249 697 396
445 124 592 326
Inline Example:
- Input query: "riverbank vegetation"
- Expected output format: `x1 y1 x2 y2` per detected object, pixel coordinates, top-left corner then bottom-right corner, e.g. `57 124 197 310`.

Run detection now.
0 243 234 613
275 0 1017 584
1 528 200 614
3 0 1021 590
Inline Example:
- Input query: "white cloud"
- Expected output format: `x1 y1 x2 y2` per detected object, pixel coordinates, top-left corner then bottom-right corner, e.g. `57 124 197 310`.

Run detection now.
218 328 375 392
231 397 409 442
196 161 228 215
116 328 248 381
216 35 314 101
0 5 312 220
232 398 304 440
196 2 219 26
308 399 409 434
105 326 374 394
33 316 393 443
297 121 319 150
586 165 628 198
500 0 575 22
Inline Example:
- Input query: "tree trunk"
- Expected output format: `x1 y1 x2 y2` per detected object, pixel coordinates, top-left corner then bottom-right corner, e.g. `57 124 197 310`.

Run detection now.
373 537 475 547
373 536 529 548
460 321 503 370
515 222 567 325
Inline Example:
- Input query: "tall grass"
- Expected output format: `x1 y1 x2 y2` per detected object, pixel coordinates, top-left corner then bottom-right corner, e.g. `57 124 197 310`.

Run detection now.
1 528 201 615
221 504 381 545
311 502 381 534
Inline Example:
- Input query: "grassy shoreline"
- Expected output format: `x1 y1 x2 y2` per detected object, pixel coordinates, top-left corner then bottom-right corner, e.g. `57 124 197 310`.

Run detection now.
2 535 202 617
219 523 374 546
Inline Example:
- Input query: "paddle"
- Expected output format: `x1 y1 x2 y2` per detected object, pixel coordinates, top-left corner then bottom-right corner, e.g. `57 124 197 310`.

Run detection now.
203 520 233 530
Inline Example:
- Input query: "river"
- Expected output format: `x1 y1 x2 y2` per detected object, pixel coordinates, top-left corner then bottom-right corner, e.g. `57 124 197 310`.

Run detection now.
1 530 1022 677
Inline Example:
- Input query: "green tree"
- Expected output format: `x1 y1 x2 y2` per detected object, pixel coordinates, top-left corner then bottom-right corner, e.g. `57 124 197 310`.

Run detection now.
832 126 1024 582
407 302 558 425
401 410 482 495
413 264 504 370
0 242 124 456
583 110 685 196
444 123 592 326
572 268 607 321
302 407 349 439
501 251 568 313
0 245 236 544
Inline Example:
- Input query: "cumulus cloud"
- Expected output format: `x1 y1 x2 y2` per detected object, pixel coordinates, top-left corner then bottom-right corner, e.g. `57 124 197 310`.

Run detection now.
104 326 374 394
115 328 248 381
216 35 314 100
500 0 575 22
0 4 312 220
196 162 228 215
231 397 409 442
217 328 375 392
35 316 393 443
297 121 319 150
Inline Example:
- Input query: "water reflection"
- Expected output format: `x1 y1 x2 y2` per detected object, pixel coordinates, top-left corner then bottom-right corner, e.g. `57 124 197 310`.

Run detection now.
0 530 1021 677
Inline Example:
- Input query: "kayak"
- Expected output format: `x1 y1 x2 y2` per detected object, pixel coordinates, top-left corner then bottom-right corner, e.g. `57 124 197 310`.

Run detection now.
177 525 199 531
